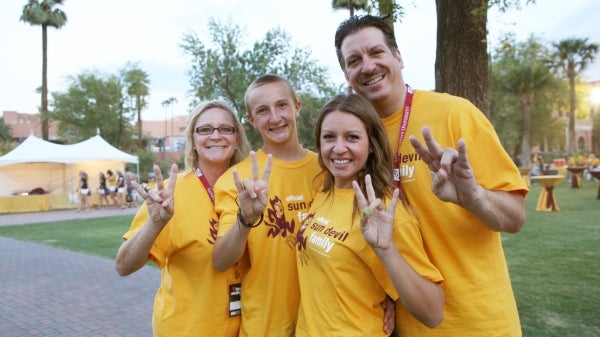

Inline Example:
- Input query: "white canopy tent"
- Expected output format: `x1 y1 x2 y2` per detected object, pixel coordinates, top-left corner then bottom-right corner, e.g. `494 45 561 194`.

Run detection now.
0 135 139 197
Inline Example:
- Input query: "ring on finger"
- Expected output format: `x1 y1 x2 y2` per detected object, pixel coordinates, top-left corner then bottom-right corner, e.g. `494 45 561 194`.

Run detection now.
361 208 372 218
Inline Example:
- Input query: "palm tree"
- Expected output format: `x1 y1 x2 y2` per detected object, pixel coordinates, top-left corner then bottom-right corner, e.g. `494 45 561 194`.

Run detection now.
20 0 67 140
121 64 151 147
502 41 557 167
551 38 598 154
331 0 369 17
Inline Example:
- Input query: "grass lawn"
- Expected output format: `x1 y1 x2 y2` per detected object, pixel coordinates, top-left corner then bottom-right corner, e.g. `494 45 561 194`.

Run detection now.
0 177 599 336
503 177 600 336
0 215 133 260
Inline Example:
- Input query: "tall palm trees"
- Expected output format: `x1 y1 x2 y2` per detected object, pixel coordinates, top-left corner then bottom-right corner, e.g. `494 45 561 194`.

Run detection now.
20 0 67 140
551 38 598 154
121 63 150 147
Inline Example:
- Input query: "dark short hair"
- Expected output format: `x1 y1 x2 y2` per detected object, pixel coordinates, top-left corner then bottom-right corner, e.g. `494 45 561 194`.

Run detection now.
334 15 398 70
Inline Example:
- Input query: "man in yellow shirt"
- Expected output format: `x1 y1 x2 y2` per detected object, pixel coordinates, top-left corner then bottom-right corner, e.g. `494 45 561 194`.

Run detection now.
334 15 528 337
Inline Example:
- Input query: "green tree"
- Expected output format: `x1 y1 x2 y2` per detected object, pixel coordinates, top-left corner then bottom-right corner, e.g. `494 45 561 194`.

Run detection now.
490 35 562 166
0 117 12 142
51 71 135 150
121 62 150 148
181 18 340 148
20 0 67 140
550 38 599 154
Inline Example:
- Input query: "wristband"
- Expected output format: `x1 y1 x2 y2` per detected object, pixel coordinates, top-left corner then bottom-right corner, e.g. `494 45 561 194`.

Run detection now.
237 208 263 228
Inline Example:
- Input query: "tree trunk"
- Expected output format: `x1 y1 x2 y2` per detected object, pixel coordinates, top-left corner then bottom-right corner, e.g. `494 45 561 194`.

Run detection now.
137 96 143 148
435 0 490 118
567 73 576 154
347 0 354 16
378 0 394 30
41 24 49 140
520 94 533 167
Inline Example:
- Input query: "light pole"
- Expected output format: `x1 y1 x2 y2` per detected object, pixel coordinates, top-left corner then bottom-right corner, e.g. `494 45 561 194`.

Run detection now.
160 97 178 162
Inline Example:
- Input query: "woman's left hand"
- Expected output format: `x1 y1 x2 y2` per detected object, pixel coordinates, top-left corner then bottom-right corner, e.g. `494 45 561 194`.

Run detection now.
352 174 398 250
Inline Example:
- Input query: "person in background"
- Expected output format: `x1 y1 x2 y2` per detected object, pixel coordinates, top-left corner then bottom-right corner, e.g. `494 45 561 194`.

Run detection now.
124 167 136 208
78 170 90 211
115 169 126 209
334 15 528 336
107 169 118 206
98 171 109 208
294 94 444 336
145 176 157 192
115 99 251 337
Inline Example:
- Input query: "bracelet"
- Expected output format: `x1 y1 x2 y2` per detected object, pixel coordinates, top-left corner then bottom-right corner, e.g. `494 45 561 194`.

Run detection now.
237 208 264 228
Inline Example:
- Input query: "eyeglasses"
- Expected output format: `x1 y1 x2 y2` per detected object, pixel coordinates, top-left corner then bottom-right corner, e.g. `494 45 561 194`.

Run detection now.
194 125 236 135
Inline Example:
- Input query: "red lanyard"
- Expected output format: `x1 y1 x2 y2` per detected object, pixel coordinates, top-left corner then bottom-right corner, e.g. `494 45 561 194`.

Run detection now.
392 85 414 187
195 167 215 204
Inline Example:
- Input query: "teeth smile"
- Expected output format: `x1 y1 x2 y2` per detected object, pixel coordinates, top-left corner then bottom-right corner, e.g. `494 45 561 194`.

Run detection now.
333 160 350 165
365 75 383 85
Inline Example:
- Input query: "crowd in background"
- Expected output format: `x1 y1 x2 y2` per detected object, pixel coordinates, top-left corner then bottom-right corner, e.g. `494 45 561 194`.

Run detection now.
78 167 142 211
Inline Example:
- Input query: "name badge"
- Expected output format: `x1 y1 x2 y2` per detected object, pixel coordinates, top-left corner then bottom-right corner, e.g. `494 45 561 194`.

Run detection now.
228 283 241 317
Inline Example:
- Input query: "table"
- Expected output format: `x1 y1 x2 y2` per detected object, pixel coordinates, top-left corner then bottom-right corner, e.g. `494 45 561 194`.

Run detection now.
566 166 585 188
0 194 76 214
518 167 532 187
589 171 600 199
530 175 564 212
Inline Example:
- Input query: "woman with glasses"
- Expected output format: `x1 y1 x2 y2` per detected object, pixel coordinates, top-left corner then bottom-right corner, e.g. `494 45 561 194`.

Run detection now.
115 99 251 337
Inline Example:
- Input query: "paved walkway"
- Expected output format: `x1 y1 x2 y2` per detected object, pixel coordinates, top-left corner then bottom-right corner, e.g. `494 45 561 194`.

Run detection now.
0 207 161 336
0 207 138 227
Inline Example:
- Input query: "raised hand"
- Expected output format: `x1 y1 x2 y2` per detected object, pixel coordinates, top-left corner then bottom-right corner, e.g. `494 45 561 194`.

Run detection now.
233 151 272 225
352 174 399 250
133 163 178 225
408 126 478 205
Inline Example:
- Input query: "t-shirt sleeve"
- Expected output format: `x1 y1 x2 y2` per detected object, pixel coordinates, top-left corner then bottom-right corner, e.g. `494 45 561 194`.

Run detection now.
393 205 444 284
450 100 528 197
121 200 169 268
214 167 241 237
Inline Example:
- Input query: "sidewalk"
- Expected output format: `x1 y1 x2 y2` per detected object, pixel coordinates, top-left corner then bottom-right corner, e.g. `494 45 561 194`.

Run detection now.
0 206 138 226
0 207 160 336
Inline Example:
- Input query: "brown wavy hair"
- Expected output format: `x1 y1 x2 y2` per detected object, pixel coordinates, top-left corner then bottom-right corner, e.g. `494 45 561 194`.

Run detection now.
314 94 407 217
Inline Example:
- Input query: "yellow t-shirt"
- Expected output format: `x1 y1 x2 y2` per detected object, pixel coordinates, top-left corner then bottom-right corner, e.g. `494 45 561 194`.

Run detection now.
383 90 528 337
295 187 442 337
214 150 322 337
108 174 117 190
122 171 241 337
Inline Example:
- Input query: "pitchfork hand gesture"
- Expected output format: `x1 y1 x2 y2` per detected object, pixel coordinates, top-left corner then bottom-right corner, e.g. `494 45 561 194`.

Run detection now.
352 174 399 250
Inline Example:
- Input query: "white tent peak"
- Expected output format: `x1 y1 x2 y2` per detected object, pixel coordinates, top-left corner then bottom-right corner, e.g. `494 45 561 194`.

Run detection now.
0 134 138 166
0 135 67 166
65 135 139 164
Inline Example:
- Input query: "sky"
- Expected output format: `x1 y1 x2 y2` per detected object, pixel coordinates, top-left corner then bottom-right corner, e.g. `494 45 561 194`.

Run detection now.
1 0 599 121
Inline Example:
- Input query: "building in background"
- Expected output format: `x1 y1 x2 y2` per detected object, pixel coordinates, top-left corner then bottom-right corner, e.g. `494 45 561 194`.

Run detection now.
1 111 188 161
2 111 59 142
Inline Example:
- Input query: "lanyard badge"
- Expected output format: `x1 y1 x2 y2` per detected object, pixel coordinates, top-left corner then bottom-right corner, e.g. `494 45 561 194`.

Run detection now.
393 85 414 188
